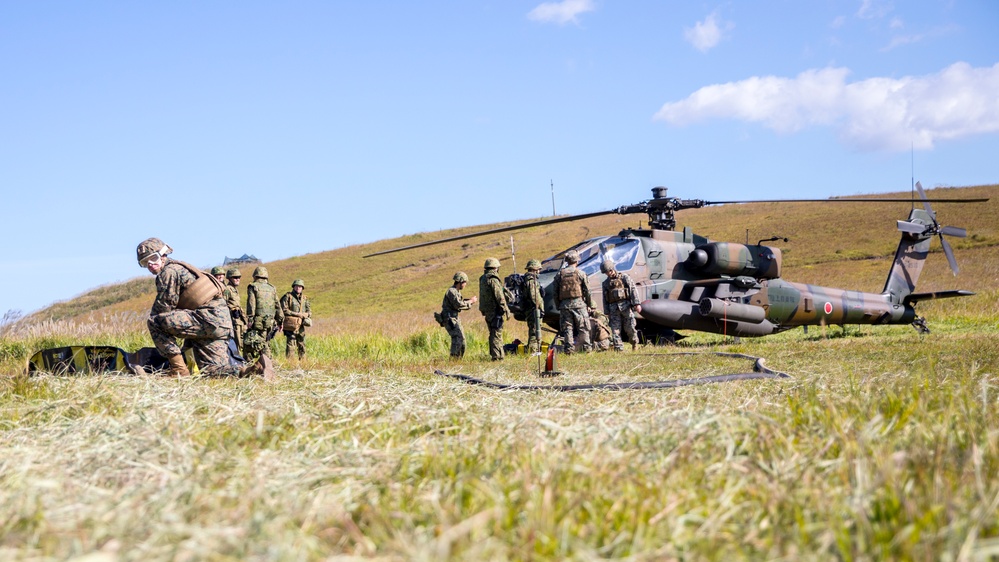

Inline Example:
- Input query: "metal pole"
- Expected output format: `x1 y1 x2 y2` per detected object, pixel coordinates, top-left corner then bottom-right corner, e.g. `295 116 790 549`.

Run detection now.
551 179 556 216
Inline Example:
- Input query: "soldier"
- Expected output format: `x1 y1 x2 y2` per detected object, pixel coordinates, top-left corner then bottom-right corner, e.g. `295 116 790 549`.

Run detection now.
601 259 642 351
553 250 593 354
280 279 312 360
523 259 545 353
211 266 226 284
478 257 509 361
136 237 272 378
589 309 612 351
440 271 477 359
224 268 246 352
244 266 283 362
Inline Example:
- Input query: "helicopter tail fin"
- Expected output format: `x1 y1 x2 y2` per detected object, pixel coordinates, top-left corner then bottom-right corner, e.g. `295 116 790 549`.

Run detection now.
882 208 935 305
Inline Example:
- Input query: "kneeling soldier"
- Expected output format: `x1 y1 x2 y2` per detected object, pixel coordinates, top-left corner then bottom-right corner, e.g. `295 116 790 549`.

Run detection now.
136 238 272 379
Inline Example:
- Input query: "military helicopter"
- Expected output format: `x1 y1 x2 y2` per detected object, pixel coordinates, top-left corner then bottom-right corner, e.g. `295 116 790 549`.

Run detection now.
364 182 987 342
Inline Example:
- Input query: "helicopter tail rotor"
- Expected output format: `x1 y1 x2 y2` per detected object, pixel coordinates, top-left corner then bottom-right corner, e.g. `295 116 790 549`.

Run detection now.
895 181 968 276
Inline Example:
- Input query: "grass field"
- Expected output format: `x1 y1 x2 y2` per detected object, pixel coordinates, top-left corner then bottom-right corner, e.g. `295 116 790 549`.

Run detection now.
2 185 998 560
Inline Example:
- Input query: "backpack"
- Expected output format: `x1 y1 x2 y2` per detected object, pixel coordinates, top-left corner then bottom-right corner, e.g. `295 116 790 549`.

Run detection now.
504 273 527 321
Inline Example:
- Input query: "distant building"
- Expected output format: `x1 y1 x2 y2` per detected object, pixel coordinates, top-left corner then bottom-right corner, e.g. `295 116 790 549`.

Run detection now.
223 254 261 266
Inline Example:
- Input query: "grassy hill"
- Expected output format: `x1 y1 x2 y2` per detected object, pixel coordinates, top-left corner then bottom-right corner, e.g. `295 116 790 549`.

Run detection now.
2 184 998 560
28 184 999 333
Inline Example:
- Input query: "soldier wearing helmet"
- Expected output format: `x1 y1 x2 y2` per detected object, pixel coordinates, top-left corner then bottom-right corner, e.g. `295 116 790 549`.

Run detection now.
211 266 226 284
243 265 283 362
280 279 312 360
589 309 612 352
600 259 642 351
439 271 478 359
135 237 273 379
523 259 545 353
553 249 594 353
478 257 510 361
223 268 246 351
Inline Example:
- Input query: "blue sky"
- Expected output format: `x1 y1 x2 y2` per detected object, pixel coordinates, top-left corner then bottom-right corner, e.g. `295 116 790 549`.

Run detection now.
2 1 997 317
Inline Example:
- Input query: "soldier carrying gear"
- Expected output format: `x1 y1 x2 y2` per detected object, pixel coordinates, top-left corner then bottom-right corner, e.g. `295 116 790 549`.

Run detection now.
440 271 477 359
601 259 642 351
136 237 273 379
479 257 509 361
244 265 283 362
524 259 545 353
280 279 312 360
553 249 593 353
223 267 247 352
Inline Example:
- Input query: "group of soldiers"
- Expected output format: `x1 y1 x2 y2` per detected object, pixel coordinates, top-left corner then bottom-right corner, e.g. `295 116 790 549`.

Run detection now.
439 250 642 360
136 237 312 378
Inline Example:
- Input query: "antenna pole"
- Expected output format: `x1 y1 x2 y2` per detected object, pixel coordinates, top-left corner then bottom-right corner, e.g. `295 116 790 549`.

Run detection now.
911 142 915 210
550 179 556 217
510 235 517 272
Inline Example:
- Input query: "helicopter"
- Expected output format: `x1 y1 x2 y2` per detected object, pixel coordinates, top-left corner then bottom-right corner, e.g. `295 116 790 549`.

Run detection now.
364 182 987 343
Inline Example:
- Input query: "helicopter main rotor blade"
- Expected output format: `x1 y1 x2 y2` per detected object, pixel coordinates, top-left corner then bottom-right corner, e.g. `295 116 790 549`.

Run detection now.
363 209 619 257
703 197 989 205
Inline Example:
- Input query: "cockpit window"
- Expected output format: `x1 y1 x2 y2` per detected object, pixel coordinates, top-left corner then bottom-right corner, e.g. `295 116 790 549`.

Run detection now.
541 237 640 274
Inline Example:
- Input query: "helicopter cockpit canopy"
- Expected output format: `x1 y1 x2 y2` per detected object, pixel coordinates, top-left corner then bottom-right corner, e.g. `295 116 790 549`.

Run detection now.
540 236 641 275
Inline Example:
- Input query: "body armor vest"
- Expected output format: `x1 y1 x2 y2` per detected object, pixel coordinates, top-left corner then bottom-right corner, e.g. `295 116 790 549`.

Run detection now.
605 276 627 303
251 282 278 317
558 267 583 299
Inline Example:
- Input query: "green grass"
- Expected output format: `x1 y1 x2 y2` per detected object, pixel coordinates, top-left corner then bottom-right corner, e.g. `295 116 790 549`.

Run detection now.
2 184 998 560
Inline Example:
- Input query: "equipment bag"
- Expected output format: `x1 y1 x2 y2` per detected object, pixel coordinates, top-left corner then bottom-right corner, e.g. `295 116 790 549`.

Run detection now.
173 260 225 310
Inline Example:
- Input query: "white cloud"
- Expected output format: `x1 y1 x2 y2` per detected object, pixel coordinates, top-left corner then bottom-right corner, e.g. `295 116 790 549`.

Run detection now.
653 62 999 152
857 0 893 20
683 11 733 53
527 0 595 25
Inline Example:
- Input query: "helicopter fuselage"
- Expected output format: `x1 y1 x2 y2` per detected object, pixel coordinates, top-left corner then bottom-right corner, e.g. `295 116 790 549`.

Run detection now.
523 224 919 341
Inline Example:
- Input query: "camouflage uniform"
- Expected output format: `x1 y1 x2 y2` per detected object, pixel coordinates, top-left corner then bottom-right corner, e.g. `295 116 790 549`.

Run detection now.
280 282 311 360
441 273 475 358
523 260 545 352
224 270 246 352
478 258 509 361
147 259 239 376
244 268 283 362
602 262 641 351
588 310 612 351
553 252 592 353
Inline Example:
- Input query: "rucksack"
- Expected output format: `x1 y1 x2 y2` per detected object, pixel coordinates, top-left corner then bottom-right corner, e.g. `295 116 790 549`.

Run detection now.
504 273 527 320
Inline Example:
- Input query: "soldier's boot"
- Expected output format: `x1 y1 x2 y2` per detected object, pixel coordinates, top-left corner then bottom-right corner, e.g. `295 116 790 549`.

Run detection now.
165 354 190 377
631 341 638 351
239 354 275 381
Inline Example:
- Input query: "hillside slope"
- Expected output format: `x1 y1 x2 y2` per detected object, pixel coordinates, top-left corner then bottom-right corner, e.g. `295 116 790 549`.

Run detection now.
34 184 999 334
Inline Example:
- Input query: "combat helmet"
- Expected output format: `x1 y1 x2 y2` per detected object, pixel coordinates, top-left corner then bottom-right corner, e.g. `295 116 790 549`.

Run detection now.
136 237 172 267
453 271 469 284
211 266 226 276
526 259 541 271
252 266 269 279
292 279 305 289
564 250 580 264
226 268 242 279
484 257 501 270
600 259 616 274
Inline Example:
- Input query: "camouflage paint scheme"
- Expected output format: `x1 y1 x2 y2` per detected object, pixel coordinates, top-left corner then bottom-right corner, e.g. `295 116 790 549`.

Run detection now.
528 207 960 340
